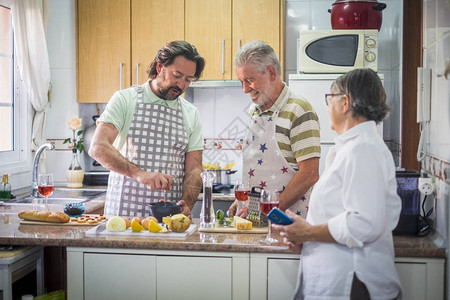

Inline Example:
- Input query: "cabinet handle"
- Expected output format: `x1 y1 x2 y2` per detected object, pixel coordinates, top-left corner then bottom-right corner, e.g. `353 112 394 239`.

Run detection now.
119 63 123 90
238 39 241 51
221 40 225 74
136 63 140 85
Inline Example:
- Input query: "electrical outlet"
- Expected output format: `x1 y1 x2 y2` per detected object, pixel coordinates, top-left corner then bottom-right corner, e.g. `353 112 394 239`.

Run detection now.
418 177 434 195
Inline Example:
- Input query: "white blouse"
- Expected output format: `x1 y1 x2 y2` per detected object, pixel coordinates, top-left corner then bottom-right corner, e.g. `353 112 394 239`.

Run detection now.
296 121 403 300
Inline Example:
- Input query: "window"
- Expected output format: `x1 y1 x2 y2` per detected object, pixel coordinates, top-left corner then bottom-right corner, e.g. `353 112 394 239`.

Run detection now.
0 0 31 173
0 2 13 153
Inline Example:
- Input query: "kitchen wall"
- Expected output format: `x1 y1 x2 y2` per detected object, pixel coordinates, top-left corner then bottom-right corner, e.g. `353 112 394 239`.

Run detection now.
421 0 450 296
42 0 403 184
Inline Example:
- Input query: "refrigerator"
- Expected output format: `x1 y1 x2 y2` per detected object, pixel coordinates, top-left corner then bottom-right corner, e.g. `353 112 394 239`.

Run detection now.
288 74 383 175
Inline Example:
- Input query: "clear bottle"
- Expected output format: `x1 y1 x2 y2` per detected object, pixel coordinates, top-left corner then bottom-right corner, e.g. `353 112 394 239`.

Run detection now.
66 149 84 188
200 170 216 228
0 174 11 200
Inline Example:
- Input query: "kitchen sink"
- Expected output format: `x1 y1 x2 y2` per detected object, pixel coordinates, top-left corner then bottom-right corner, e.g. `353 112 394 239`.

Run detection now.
10 188 106 204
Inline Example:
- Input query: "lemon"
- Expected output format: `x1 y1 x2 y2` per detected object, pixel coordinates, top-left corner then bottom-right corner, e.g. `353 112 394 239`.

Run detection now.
162 216 171 226
106 216 127 232
148 220 162 233
160 226 168 233
131 219 144 232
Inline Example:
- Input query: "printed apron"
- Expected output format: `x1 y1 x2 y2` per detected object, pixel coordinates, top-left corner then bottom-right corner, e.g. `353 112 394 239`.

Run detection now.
242 92 310 217
105 85 188 217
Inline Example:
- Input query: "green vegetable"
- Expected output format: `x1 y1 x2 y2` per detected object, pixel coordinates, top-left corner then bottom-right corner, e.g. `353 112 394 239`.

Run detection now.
215 209 224 220
215 209 232 227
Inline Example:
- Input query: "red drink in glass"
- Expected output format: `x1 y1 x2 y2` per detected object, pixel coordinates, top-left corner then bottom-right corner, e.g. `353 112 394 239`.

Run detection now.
38 185 54 197
235 189 249 201
260 202 279 215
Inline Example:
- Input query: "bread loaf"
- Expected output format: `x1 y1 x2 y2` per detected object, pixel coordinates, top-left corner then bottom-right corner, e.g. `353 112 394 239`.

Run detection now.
18 210 70 223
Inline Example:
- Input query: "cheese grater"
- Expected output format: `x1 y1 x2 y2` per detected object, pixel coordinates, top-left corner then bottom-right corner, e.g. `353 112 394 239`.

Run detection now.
247 187 267 227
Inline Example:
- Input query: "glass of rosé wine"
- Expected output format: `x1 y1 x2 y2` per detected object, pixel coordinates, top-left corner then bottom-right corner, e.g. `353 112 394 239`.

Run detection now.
235 179 250 213
38 173 54 211
260 189 280 244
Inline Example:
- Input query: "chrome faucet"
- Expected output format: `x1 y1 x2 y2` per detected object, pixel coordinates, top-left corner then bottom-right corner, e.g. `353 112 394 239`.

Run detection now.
31 142 55 197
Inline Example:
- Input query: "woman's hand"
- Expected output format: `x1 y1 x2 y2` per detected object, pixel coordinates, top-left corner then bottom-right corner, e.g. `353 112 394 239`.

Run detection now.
272 209 312 246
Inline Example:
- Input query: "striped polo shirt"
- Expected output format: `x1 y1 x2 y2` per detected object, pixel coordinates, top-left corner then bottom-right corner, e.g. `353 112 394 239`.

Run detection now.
249 84 321 170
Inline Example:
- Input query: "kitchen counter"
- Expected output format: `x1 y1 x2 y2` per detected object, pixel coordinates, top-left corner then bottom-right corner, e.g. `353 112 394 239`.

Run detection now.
0 203 445 257
0 186 445 257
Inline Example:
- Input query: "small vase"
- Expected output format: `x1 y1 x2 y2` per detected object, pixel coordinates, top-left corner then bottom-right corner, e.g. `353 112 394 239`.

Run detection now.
66 149 84 188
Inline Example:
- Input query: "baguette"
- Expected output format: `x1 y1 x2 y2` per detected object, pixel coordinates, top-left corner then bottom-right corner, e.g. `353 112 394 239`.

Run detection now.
18 210 70 223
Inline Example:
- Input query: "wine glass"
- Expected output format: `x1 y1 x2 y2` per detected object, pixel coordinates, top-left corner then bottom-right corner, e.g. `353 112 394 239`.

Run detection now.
260 189 279 244
235 179 250 212
38 173 54 211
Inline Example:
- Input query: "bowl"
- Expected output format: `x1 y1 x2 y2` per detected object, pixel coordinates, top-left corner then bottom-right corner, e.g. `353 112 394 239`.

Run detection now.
64 203 86 217
146 202 182 222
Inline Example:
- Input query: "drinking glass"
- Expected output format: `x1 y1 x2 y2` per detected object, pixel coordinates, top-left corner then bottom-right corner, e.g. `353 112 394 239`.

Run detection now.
38 173 54 211
235 179 250 212
260 189 279 244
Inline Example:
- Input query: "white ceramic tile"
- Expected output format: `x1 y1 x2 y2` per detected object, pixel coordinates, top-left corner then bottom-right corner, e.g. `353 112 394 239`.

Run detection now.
213 87 249 139
377 33 393 70
285 1 312 71
435 179 449 239
437 0 450 27
191 88 216 138
422 0 436 47
310 0 334 30
390 69 401 143
46 0 76 69
379 70 392 139
44 150 74 183
46 68 79 138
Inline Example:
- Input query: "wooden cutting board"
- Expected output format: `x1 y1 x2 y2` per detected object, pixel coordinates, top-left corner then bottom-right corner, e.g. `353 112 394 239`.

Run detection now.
85 224 197 238
198 225 268 234
20 214 107 226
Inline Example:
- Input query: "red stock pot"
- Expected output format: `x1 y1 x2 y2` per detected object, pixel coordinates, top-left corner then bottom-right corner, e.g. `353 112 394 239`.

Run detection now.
328 0 387 31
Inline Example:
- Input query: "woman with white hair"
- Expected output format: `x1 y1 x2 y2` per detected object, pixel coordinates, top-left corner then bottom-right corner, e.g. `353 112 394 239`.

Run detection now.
274 68 403 300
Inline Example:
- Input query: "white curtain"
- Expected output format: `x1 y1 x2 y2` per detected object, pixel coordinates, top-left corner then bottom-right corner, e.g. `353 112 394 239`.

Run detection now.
11 0 51 151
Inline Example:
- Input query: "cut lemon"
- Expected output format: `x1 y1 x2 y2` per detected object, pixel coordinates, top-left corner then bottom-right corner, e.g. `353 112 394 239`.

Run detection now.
160 226 169 233
131 219 144 232
148 220 162 233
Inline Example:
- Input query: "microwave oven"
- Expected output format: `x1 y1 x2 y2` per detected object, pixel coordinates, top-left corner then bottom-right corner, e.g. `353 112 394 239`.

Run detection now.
298 30 378 73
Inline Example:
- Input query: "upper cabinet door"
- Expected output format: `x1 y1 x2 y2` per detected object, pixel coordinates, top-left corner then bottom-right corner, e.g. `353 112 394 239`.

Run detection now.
185 0 232 80
132 0 185 86
77 0 131 103
232 0 282 80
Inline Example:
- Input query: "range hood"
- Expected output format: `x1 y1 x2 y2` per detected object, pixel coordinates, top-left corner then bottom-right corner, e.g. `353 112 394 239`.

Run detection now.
189 80 242 88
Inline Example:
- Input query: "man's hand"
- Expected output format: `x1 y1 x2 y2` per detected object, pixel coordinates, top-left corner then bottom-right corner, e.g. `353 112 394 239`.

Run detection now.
228 200 248 218
136 171 173 190
178 200 192 219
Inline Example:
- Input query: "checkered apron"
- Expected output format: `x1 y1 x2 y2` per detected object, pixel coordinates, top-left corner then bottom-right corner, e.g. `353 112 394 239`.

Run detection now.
104 85 188 217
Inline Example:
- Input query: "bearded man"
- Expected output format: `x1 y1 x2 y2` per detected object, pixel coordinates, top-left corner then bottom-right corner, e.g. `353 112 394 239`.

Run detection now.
89 41 205 218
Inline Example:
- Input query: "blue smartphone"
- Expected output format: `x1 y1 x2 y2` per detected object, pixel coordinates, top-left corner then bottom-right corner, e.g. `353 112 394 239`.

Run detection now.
267 208 294 225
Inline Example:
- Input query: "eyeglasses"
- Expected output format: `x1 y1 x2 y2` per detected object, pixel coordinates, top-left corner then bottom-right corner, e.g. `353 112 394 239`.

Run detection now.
325 93 344 106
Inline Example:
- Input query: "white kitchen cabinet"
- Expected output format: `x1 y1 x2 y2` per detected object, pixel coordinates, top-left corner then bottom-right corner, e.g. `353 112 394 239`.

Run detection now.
67 248 249 300
67 248 443 300
250 253 300 300
84 253 156 300
249 254 444 300
395 257 445 300
156 256 232 299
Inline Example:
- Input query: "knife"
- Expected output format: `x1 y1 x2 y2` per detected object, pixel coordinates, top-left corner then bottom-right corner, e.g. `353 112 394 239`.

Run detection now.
95 222 106 233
